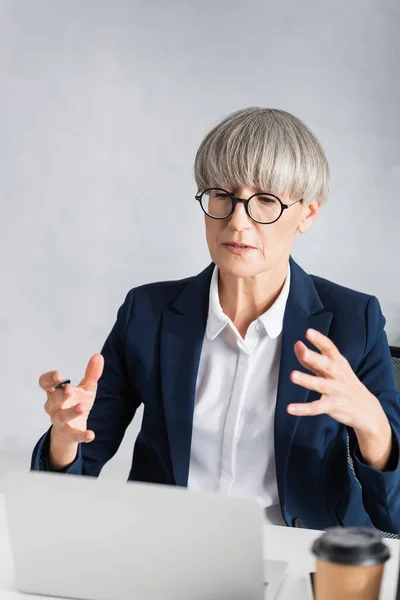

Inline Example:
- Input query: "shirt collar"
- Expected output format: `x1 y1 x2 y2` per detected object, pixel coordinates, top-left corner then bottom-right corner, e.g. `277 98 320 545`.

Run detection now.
205 263 291 341
206 265 229 340
258 264 291 339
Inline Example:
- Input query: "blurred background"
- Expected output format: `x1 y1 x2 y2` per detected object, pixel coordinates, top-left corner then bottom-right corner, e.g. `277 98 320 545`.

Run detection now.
1 0 399 489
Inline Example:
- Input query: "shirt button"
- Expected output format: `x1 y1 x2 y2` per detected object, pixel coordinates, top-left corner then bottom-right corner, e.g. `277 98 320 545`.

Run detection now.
255 323 261 331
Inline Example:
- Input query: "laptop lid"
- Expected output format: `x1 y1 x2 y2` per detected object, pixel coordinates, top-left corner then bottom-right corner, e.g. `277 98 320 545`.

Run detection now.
5 471 264 600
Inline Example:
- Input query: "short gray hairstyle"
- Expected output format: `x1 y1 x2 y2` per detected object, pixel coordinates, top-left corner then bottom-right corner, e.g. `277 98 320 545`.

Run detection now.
194 107 330 205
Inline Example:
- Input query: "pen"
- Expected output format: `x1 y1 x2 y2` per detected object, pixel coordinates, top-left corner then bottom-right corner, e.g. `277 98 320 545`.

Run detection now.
54 379 71 389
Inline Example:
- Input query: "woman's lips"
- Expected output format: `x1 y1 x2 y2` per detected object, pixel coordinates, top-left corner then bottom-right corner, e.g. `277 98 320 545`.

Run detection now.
223 243 257 255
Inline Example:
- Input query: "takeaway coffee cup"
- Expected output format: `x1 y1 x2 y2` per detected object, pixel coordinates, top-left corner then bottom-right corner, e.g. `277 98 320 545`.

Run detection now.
311 527 390 600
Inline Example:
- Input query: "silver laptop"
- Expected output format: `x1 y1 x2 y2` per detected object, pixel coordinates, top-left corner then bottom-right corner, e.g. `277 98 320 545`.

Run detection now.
5 471 269 600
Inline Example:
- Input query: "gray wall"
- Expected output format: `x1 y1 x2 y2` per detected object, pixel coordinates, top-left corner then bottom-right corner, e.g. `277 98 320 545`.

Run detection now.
1 0 399 488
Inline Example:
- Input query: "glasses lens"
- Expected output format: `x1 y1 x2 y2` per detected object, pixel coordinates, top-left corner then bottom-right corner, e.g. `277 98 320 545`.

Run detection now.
249 194 281 223
201 189 232 218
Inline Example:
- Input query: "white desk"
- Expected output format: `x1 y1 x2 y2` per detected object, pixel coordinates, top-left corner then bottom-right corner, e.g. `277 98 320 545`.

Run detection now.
0 493 399 599
263 525 399 599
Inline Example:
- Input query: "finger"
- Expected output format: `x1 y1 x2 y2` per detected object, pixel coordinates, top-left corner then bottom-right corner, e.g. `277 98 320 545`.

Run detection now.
52 403 88 424
290 370 335 395
78 354 104 391
294 341 335 378
59 425 96 444
305 329 341 361
287 399 331 417
39 370 64 392
44 383 78 414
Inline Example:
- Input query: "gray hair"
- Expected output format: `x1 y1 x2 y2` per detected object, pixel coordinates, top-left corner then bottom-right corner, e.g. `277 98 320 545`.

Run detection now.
194 107 330 205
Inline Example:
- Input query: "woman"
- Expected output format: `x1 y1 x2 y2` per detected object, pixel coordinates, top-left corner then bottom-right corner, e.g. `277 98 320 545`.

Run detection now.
32 107 400 533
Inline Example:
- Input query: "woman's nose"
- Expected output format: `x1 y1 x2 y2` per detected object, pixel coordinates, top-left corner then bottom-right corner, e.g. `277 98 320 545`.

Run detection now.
228 200 252 229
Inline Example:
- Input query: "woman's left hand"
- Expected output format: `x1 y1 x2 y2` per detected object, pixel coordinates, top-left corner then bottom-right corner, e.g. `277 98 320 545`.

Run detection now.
287 328 393 469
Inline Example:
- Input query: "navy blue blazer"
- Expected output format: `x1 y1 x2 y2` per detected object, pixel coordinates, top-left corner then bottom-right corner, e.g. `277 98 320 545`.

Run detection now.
31 258 400 533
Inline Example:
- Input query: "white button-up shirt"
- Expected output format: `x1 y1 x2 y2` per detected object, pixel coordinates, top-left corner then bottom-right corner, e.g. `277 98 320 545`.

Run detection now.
187 264 291 525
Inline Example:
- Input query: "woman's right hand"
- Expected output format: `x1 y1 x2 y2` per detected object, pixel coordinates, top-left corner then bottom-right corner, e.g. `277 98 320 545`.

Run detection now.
39 354 104 468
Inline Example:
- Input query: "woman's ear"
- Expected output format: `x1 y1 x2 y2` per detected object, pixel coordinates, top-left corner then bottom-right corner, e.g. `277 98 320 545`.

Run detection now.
297 201 321 234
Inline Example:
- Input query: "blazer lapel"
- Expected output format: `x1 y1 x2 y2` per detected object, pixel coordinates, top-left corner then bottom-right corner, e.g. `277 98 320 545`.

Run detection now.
274 258 332 513
160 263 214 486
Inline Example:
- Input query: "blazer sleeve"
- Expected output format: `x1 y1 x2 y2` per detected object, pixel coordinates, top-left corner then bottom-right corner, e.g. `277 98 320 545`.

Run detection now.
30 289 142 477
348 295 400 534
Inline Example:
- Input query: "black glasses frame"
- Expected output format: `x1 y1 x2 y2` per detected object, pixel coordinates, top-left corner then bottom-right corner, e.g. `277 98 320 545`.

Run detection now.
195 188 302 225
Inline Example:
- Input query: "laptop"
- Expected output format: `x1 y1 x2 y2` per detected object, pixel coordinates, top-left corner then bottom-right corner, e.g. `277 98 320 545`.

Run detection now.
5 471 275 600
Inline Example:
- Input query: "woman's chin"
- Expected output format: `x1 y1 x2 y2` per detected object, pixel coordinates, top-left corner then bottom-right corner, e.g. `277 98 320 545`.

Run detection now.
214 254 262 279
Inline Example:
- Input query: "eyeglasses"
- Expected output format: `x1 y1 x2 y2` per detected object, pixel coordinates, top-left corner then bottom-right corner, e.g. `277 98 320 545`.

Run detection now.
195 188 302 225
